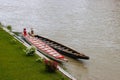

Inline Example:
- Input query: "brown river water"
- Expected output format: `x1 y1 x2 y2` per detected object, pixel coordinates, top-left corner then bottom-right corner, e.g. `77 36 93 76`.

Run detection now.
0 0 120 80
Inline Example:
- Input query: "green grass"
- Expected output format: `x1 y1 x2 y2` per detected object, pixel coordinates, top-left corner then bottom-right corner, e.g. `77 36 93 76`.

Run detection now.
0 27 68 80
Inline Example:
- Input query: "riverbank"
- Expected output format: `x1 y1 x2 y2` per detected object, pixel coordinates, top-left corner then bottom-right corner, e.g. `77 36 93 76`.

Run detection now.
0 25 68 80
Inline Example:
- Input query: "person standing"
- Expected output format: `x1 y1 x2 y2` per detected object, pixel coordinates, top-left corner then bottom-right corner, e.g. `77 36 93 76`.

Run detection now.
31 28 34 36
23 28 27 36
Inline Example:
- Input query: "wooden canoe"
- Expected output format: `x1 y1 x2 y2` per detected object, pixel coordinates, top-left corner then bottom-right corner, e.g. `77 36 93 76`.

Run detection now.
22 34 68 63
34 35 89 60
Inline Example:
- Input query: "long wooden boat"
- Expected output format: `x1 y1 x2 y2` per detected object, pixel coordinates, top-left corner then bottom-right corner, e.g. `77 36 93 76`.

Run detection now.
34 35 89 60
22 34 67 63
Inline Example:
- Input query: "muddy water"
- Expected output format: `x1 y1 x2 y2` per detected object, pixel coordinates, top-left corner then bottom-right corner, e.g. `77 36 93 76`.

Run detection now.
0 0 120 80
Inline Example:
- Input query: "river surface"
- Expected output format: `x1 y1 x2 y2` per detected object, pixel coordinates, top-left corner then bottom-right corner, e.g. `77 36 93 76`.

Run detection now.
0 0 120 80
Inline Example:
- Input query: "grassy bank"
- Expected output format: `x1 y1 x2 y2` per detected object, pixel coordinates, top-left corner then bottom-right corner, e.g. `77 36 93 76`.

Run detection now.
0 26 68 80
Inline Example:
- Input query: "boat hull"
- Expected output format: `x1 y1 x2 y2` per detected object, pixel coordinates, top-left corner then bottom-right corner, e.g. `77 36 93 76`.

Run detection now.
34 35 89 60
22 35 67 63
53 48 89 59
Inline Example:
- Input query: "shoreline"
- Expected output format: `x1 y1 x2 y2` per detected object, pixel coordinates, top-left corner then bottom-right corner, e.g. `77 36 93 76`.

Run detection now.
1 24 77 80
